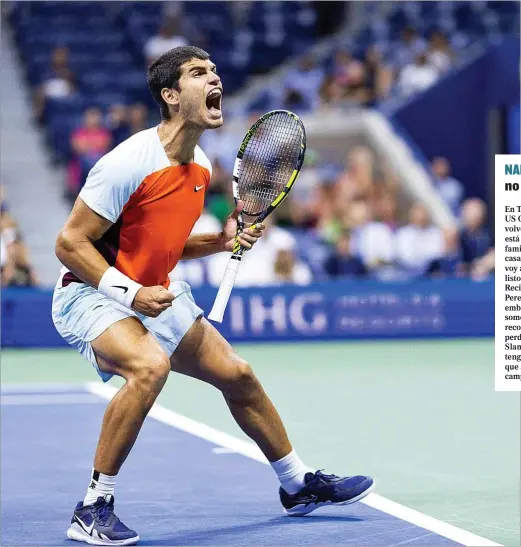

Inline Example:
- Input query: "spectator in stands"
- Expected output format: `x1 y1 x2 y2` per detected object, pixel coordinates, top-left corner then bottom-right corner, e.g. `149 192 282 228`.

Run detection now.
431 156 464 214
426 30 454 74
315 177 341 243
347 200 396 280
1 238 39 287
363 46 393 104
343 61 371 105
459 198 492 270
0 203 38 287
0 189 19 257
335 146 376 205
319 75 345 107
392 26 427 70
395 202 443 277
273 247 313 285
144 17 188 65
282 54 324 112
428 227 464 278
33 46 76 123
398 52 439 97
106 104 130 147
332 49 363 90
324 49 373 105
69 108 112 195
128 103 149 136
374 190 399 230
318 147 378 245
324 231 367 278
470 248 495 280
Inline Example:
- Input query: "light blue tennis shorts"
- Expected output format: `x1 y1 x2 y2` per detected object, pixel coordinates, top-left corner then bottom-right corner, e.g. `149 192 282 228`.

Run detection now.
51 280 203 382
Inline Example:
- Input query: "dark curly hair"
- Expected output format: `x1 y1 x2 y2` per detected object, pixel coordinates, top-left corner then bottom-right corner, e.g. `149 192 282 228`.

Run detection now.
147 45 210 120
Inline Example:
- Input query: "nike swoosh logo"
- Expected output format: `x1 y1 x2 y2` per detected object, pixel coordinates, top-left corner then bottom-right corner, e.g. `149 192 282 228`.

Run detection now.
111 285 128 293
194 185 205 192
75 515 95 536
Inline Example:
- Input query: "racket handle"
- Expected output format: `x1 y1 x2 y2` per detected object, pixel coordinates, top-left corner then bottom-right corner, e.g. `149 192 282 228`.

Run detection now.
208 256 242 323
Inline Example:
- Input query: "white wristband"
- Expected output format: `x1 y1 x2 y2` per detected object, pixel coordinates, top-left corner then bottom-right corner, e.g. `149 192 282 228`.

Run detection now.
98 267 142 309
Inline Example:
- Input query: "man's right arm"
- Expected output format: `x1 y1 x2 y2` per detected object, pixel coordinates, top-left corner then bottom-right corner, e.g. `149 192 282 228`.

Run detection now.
55 198 116 288
55 198 174 317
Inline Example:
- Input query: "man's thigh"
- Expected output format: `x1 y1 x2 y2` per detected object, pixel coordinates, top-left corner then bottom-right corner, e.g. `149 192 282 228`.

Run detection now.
170 316 247 391
53 280 199 381
52 282 155 382
91 317 169 379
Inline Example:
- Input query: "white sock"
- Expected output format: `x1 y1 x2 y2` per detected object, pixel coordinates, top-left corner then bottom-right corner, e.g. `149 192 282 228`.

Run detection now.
83 469 116 506
270 449 315 494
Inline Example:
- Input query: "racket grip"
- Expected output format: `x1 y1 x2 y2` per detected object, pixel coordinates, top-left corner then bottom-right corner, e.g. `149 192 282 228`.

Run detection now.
208 256 242 323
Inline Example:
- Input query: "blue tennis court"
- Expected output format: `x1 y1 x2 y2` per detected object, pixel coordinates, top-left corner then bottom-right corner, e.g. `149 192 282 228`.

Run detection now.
1 384 500 547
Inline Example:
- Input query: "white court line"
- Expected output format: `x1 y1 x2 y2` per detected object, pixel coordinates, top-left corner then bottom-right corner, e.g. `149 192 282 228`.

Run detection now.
85 381 501 547
1 393 104 406
212 447 239 454
0 383 86 394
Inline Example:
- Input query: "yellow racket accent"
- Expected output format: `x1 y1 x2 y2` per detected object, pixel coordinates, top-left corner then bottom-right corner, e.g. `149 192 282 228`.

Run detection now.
270 169 299 208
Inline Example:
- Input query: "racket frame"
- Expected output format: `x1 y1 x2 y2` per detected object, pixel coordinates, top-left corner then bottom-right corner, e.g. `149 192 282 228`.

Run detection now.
208 110 306 323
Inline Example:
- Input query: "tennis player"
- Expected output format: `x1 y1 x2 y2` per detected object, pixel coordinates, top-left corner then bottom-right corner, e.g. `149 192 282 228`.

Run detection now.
53 46 374 546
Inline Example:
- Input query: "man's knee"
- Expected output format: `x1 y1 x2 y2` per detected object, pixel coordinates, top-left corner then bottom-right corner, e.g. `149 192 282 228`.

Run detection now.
128 352 170 394
223 356 261 403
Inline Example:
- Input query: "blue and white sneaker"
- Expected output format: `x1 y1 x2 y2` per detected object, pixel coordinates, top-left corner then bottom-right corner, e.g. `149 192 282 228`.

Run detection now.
67 495 139 545
280 471 375 516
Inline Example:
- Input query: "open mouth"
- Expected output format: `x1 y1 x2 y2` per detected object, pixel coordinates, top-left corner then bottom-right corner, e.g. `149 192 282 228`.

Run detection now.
205 88 222 117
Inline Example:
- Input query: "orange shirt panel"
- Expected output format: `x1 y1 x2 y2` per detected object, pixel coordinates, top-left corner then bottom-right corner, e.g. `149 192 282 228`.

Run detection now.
114 164 210 288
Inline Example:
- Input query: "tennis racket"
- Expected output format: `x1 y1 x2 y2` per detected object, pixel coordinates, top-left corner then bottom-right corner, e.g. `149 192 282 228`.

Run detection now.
208 109 307 323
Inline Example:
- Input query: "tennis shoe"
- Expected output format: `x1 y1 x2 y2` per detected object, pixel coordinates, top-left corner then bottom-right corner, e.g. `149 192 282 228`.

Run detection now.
279 470 375 516
67 495 139 545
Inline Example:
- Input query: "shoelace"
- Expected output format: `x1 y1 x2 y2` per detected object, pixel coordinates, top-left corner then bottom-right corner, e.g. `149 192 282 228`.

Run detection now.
311 470 338 484
93 498 115 526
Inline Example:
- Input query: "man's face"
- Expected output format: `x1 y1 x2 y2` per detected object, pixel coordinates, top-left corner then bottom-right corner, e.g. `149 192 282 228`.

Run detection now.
176 58 223 129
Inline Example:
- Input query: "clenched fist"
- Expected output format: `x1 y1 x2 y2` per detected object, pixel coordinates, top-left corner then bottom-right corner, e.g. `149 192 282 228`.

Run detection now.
132 286 175 317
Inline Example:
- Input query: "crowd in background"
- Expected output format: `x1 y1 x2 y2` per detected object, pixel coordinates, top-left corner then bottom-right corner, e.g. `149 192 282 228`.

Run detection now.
16 5 495 288
0 186 38 288
281 26 456 113
31 44 151 202
33 16 457 199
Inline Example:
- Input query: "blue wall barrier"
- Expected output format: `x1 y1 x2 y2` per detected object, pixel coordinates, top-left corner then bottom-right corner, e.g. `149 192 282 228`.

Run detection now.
392 38 520 202
1 279 493 348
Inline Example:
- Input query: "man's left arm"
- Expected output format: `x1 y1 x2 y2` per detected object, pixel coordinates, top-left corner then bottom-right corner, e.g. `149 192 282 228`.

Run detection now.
181 201 264 260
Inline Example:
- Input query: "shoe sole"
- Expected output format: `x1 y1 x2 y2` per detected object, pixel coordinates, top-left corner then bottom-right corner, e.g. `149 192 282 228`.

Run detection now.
283 480 376 516
67 523 139 546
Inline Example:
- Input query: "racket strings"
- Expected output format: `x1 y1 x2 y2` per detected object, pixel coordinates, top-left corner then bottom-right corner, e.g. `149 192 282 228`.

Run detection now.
238 113 303 215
